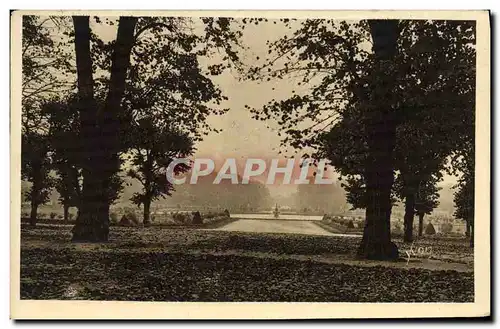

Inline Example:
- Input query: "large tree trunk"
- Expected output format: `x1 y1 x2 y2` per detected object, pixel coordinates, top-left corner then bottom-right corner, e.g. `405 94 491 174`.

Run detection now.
418 213 424 237
29 201 38 227
71 16 109 242
71 16 137 242
403 192 415 242
357 20 400 260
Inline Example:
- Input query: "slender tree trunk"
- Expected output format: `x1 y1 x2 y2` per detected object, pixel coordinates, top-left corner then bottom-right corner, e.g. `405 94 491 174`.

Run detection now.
465 219 470 237
469 219 474 248
71 16 137 242
142 152 154 227
418 213 424 237
403 192 415 242
29 201 38 227
29 174 43 227
357 20 400 260
63 204 70 223
143 198 151 226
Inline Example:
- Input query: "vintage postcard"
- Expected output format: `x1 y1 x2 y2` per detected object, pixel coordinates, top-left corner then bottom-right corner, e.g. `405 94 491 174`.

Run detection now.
10 10 490 319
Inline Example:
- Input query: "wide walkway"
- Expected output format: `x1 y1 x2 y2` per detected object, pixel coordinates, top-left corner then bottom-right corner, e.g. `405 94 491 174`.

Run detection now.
214 219 359 237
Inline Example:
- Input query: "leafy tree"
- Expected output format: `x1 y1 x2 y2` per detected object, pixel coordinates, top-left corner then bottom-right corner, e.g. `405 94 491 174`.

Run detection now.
70 16 138 242
113 16 240 224
453 141 474 247
394 173 441 239
414 178 441 237
350 20 473 248
320 110 373 211
398 20 474 243
21 132 54 226
22 16 72 108
448 35 475 247
42 97 82 222
454 171 474 246
118 17 239 142
392 119 448 242
69 15 243 241
22 15 73 150
101 17 243 224
331 110 448 242
44 94 125 223
247 19 474 258
126 118 194 225
54 171 80 222
342 176 368 210
246 18 401 259
21 16 73 227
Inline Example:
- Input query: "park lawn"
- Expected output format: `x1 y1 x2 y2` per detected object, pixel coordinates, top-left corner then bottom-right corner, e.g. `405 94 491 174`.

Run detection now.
20 224 474 302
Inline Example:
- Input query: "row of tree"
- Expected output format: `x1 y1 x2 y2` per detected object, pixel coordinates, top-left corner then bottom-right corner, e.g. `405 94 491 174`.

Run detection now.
246 19 475 257
165 173 272 212
21 15 475 258
21 15 243 238
295 180 345 214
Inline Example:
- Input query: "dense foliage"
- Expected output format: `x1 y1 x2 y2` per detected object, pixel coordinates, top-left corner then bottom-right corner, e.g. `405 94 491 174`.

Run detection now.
245 19 475 251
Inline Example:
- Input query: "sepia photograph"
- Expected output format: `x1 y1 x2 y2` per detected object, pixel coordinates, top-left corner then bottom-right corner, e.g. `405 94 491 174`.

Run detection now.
10 10 490 319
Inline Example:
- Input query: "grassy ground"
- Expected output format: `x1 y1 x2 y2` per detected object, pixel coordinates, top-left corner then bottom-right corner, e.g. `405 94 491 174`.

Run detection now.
20 223 474 302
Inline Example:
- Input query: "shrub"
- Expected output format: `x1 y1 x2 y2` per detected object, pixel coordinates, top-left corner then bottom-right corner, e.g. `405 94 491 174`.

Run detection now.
392 223 403 235
118 208 139 226
119 214 131 226
224 209 230 217
49 212 57 219
128 212 139 225
172 212 187 224
120 214 128 225
192 211 203 225
440 222 454 234
425 223 436 235
109 212 118 224
347 220 355 229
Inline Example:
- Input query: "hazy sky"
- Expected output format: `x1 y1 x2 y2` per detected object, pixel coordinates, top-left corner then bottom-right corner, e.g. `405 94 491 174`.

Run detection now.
90 17 299 159
192 19 335 195
196 21 303 160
